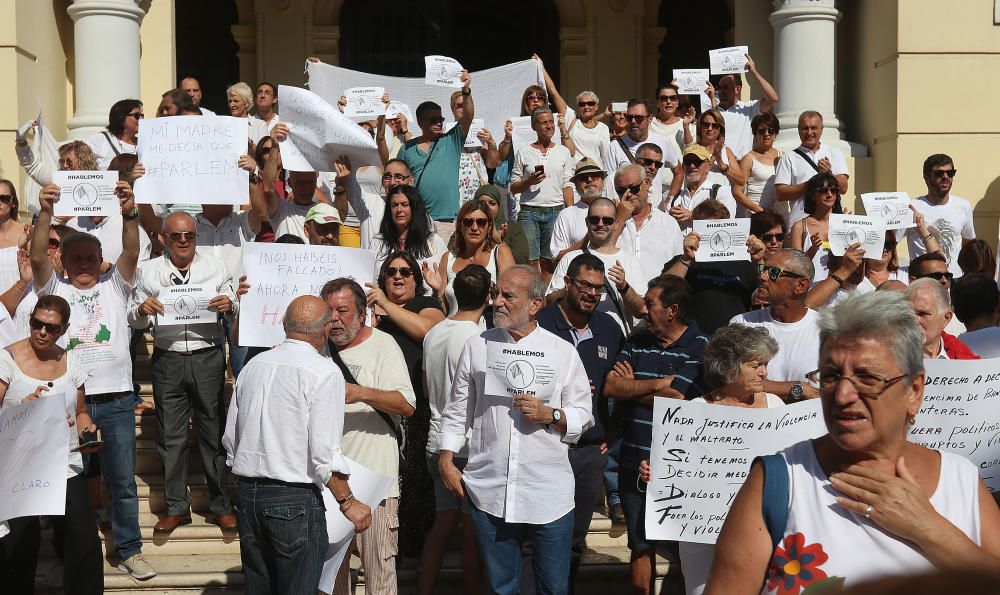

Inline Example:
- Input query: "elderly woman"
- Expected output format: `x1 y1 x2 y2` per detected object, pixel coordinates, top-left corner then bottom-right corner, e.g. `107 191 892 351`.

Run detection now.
706 291 1000 594
226 82 254 118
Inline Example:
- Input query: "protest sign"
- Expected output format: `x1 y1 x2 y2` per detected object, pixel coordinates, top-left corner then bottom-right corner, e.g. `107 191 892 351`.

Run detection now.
385 101 413 122
0 396 70 524
909 359 1000 492
645 398 826 543
484 341 558 400
424 55 464 88
693 218 751 262
673 69 710 95
240 243 375 347
318 458 393 594
611 102 628 113
276 86 381 173
52 171 119 217
443 118 486 148
709 46 749 75
860 192 915 231
157 284 216 325
343 86 385 118
828 214 886 257
135 116 249 206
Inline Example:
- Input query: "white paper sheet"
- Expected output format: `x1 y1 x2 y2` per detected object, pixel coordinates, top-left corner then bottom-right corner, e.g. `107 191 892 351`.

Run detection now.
860 192 915 231
424 55 464 88
52 170 119 217
611 102 628 113
157 283 216 325
673 69 710 95
384 101 413 122
709 46 749 75
483 341 558 400
693 218 751 262
443 118 486 148
0 396 70 525
343 86 385 119
828 214 886 257
277 86 381 173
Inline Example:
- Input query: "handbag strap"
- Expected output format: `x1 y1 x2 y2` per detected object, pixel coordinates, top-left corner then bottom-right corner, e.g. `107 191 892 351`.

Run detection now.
757 454 790 552
103 131 122 157
614 136 637 164
793 148 821 174
326 340 404 449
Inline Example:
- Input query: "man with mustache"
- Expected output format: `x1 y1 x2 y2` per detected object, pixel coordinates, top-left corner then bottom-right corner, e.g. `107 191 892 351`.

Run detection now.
549 158 609 263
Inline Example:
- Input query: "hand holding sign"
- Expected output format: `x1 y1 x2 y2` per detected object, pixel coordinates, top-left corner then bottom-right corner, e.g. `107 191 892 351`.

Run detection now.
52 171 119 217
343 87 386 118
157 284 217 325
693 219 751 262
860 192 914 230
828 214 885 257
709 46 749 75
673 69 710 95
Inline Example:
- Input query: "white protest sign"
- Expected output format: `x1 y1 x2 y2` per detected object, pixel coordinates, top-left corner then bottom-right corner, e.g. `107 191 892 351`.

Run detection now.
424 55 464 88
693 218 751 262
343 86 385 119
385 101 413 122
645 399 826 544
709 46 749 75
828 214 886 257
860 192 915 231
444 118 486 148
240 243 375 347
611 102 628 113
0 396 70 524
909 359 1000 492
483 341 558 401
318 458 393 594
276 86 381 173
157 283 216 326
510 116 561 155
673 69 710 95
52 171 119 217
135 116 249 206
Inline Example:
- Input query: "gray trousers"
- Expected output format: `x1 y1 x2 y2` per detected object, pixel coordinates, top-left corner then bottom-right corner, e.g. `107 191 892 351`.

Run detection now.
151 347 232 516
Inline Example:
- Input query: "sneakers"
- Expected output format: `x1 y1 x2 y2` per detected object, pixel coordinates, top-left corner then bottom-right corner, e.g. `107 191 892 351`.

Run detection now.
118 553 157 581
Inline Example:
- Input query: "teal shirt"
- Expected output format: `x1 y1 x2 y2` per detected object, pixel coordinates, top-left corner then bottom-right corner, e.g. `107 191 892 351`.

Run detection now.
400 124 465 221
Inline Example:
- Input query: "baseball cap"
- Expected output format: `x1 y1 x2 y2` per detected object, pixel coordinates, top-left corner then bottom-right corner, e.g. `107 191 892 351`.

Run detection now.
683 145 712 162
305 203 342 225
573 157 607 180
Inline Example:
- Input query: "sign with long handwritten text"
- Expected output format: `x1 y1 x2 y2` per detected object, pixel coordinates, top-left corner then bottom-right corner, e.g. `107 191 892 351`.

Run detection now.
645 399 826 544
0 396 70 524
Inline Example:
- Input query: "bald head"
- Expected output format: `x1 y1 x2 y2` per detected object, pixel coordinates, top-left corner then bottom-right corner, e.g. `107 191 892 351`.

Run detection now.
164 211 196 233
283 295 332 345
877 280 908 293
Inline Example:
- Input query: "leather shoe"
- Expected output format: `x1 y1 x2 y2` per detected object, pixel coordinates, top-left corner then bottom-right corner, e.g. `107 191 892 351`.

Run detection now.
608 503 626 524
212 513 238 531
153 513 192 533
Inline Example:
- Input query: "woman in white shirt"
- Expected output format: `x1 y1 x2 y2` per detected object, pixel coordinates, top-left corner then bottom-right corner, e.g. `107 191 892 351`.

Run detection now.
369 185 448 276
650 83 694 161
226 82 253 118
738 113 782 218
788 172 845 283
85 99 141 169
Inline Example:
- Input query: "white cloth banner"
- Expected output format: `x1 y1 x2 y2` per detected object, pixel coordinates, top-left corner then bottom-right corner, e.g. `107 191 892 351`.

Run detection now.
307 59 543 151
0 396 70 525
135 116 249 206
52 171 119 217
693 218 751 262
645 398 826 544
828 214 886 257
239 243 376 347
860 192 915 230
318 458 393 594
277 86 381 173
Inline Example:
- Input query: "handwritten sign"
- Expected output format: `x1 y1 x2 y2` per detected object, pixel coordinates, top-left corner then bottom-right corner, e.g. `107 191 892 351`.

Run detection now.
673 69 710 95
645 399 826 544
693 218 751 262
909 359 1000 492
240 243 375 347
828 214 886 257
276 85 381 173
424 55 464 88
709 46 749 75
52 171 119 217
861 192 915 231
343 87 385 119
483 341 558 400
444 118 486 148
158 284 216 325
0 396 70 525
135 116 249 206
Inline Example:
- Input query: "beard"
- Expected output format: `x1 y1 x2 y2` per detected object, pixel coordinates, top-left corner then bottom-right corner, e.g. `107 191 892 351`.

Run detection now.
329 316 363 347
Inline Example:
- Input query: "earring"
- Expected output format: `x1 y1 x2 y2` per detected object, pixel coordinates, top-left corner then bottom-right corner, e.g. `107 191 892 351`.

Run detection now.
907 413 917 427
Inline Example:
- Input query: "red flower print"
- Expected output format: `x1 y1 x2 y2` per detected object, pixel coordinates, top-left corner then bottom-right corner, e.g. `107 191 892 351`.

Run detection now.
766 532 829 595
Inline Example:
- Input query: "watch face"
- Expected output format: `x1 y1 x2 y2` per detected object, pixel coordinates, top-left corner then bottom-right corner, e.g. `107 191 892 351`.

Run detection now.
553 409 562 421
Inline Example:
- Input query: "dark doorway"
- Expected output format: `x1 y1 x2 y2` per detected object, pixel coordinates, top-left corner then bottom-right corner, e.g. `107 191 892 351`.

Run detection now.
657 1 732 88
174 0 240 115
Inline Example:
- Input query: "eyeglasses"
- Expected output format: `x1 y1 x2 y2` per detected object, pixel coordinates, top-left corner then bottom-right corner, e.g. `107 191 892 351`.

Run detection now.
637 157 663 169
0 195 13 205
382 173 410 182
29 317 65 334
916 271 954 282
586 215 616 226
385 266 413 278
578 101 597 107
168 231 196 242
48 238 61 249
817 187 841 196
932 169 957 179
127 112 144 120
426 116 446 125
758 263 806 282
701 121 722 130
260 146 272 155
761 232 786 242
462 217 489 229
526 94 546 101
755 127 778 135
615 184 642 196
683 157 706 167
806 369 908 398
658 95 679 102
625 114 648 122
575 172 604 182
570 277 605 295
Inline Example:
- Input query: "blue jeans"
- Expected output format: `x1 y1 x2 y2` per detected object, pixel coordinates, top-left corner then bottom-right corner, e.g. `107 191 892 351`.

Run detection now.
469 500 574 595
224 316 248 379
87 392 143 560
518 206 561 261
235 478 328 595
604 436 622 507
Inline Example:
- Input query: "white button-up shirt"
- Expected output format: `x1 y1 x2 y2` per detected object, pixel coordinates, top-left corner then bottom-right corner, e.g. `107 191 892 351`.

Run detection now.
223 339 350 485
670 177 738 233
195 210 257 280
439 325 594 524
616 208 684 282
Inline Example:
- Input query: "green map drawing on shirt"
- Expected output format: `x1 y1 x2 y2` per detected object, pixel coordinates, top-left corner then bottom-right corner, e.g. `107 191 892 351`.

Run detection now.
95 325 111 343
67 337 83 350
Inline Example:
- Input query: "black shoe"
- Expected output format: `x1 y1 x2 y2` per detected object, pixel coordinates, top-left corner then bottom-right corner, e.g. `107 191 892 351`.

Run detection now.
609 503 626 524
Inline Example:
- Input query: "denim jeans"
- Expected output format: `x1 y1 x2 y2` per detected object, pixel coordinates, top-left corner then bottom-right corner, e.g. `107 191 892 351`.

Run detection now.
235 478 328 595
87 392 143 560
469 500 574 595
604 436 622 507
517 206 561 261
224 316 248 379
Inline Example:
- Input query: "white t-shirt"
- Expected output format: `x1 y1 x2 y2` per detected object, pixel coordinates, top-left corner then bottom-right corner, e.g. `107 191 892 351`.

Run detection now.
958 327 1000 359
249 114 280 145
547 247 648 335
423 319 482 456
773 143 849 224
85 131 137 170
730 308 820 383
549 202 590 259
901 195 976 278
718 100 761 159
616 209 685 282
511 144 576 208
566 114 611 170
36 269 135 395
603 131 680 203
270 200 313 242
648 117 688 165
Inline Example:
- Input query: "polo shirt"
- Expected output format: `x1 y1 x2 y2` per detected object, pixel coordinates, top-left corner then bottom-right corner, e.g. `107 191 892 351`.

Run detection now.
616 323 707 470
537 304 625 445
773 142 849 224
400 123 465 221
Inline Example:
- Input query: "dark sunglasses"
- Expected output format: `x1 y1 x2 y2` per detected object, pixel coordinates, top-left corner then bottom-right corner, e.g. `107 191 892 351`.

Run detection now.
625 114 648 122
755 127 778 135
168 231 196 241
128 112 144 120
29 317 65 334
615 184 642 196
578 101 597 107
932 169 957 179
0 195 13 204
658 95 679 102
385 266 413 278
683 157 706 167
59 158 76 167
637 157 663 169
260 146 273 155
817 186 841 196
701 121 722 130
48 238 61 249
761 232 786 242
586 216 616 226
462 217 489 229
425 116 446 125
526 94 546 101
758 263 806 282
917 271 954 282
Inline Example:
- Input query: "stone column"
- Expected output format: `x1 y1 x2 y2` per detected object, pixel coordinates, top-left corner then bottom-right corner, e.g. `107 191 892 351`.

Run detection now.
66 0 145 139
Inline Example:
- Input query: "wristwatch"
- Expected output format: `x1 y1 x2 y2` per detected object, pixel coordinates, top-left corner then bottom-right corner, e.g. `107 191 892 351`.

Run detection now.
551 408 562 424
789 382 804 402
461 87 471 96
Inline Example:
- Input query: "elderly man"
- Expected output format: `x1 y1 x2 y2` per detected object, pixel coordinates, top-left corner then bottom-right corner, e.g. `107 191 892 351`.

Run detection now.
268 125 328 242
712 54 779 159
321 278 416 595
614 163 684 283
602 99 683 204
901 154 975 277
304 203 341 246
224 296 372 594
180 76 215 115
550 158 608 263
667 145 737 231
438 265 594 594
773 111 849 225
905 277 979 359
132 212 239 533
909 252 966 336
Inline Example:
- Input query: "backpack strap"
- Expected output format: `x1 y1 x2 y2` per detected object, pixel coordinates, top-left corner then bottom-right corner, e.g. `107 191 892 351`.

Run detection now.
102 131 122 157
756 454 790 552
793 147 821 174
614 136 637 164
709 184 722 201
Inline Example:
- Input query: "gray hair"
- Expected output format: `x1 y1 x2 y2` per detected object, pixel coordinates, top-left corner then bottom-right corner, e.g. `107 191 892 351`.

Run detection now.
282 300 331 337
530 106 554 127
703 324 779 390
818 291 924 379
905 277 952 314
506 264 546 300
774 248 815 281
226 82 253 109
614 163 644 182
575 90 600 105
636 143 662 158
799 110 824 125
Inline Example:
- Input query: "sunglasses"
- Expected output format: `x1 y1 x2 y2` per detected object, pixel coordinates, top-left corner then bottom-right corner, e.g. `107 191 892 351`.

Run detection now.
578 101 597 107
168 231 196 241
701 121 722 130
260 146 273 155
128 112 144 120
637 157 663 169
526 94 546 101
917 271 954 282
586 216 616 226
758 263 806 282
817 187 841 196
683 157 706 167
382 173 410 182
385 266 413 278
426 116 446 125
755 127 778 135
932 169 957 179
570 277 605 295
658 95 679 102
48 238 61 249
29 317 65 334
462 217 489 229
0 195 13 204
615 184 642 196
59 158 76 167
575 172 604 182
761 232 786 242
625 114 648 122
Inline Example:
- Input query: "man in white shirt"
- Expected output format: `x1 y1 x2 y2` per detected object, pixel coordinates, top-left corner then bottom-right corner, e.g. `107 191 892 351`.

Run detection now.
602 99 683 201
224 296 371 594
953 273 1000 358
614 164 684 282
731 248 820 403
773 111 849 225
250 82 280 145
713 54 779 159
131 212 239 534
321 278 416 595
180 76 216 116
901 154 975 277
549 158 607 263
265 123 323 242
668 145 737 231
438 265 594 594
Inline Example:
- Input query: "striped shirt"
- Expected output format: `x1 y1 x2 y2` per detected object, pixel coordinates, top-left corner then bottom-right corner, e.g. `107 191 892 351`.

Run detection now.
616 323 707 471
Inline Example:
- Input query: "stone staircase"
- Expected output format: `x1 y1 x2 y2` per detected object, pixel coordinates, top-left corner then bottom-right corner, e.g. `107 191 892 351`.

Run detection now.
34 334 680 594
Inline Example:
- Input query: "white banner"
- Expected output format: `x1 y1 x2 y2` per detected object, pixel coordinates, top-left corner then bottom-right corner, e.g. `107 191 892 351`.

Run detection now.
276 86 381 173
860 192 915 231
693 218 751 262
158 283 216 326
645 399 826 544
239 243 376 347
709 46 749 75
135 116 249 206
673 69 710 95
828 214 886 257
0 396 70 524
444 118 486 148
52 171 119 217
343 86 385 119
483 341 558 401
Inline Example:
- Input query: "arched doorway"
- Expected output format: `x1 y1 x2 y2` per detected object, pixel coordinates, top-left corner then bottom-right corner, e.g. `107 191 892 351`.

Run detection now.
175 0 241 114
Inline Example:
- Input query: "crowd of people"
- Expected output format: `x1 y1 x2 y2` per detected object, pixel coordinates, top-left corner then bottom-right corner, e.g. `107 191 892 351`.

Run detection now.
1 49 1000 595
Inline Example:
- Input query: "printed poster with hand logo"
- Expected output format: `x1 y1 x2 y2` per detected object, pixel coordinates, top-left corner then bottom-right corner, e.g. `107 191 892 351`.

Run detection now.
484 341 557 401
